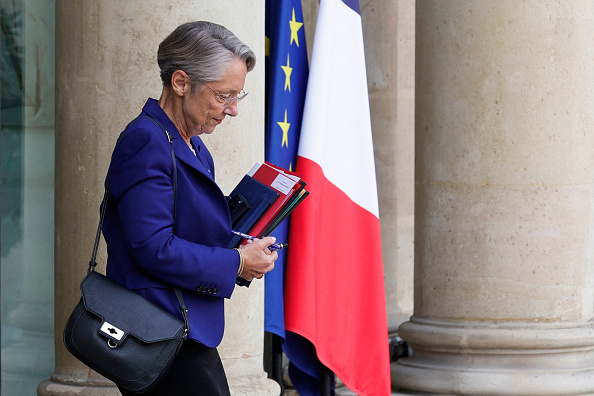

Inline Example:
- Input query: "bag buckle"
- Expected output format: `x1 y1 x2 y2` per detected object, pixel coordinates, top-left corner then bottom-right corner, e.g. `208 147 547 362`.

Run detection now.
100 321 124 344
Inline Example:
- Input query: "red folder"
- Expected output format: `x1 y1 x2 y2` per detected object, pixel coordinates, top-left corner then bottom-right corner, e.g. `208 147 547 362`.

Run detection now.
248 163 301 238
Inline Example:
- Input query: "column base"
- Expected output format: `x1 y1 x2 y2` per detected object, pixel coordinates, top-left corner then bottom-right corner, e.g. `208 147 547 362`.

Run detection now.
228 371 281 395
38 370 281 396
37 380 120 396
37 371 119 396
392 317 594 395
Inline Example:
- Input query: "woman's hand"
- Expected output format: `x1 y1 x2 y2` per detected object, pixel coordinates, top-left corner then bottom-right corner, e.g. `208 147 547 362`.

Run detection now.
238 236 278 281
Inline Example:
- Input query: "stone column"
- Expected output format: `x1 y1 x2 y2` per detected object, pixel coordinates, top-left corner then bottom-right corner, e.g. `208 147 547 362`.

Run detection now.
361 0 416 336
38 1 278 395
394 1 594 395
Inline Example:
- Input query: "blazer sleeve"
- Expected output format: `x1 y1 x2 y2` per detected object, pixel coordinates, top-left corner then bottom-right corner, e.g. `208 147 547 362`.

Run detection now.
108 126 239 298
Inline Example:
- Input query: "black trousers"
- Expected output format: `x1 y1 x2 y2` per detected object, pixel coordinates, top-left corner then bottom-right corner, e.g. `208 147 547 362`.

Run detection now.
117 340 231 396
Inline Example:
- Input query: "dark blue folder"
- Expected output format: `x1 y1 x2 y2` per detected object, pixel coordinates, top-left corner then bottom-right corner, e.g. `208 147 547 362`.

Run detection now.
227 175 280 248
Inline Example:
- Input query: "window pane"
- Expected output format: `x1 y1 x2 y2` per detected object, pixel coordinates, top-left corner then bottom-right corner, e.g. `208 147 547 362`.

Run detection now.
1 1 56 394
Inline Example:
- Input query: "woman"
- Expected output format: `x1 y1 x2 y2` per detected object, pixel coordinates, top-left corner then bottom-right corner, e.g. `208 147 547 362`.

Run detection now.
102 21 278 395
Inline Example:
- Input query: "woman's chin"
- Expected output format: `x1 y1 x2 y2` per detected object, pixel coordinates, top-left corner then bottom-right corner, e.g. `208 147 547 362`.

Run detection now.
203 123 221 135
195 124 216 135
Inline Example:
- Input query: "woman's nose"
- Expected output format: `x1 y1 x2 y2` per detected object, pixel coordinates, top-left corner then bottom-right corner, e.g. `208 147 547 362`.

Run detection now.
223 101 239 117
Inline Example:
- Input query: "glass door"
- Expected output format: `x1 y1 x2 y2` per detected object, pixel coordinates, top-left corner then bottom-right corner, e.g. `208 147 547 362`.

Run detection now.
1 1 56 394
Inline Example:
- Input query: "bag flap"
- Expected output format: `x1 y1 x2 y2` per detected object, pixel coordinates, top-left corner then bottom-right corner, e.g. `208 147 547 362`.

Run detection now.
80 271 184 344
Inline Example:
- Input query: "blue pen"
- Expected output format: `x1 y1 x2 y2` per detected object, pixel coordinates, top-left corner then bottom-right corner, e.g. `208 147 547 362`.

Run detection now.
231 230 287 251
231 230 256 241
268 243 288 251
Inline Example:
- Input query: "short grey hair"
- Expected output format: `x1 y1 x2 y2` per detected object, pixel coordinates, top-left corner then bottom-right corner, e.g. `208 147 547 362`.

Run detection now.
158 21 256 90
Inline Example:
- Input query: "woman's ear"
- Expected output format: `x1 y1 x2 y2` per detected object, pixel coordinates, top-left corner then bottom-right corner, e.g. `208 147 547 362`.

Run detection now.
171 70 190 96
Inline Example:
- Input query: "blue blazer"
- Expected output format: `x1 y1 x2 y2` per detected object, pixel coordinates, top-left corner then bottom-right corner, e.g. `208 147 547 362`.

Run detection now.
103 98 241 347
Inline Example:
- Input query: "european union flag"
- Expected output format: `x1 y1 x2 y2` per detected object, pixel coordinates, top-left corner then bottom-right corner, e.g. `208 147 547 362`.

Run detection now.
264 0 308 340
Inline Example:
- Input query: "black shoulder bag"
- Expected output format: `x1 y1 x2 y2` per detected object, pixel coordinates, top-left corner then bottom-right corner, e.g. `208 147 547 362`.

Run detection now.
63 117 189 393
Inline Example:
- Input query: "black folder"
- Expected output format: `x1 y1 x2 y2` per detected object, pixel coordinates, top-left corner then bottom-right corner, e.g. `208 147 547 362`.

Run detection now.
227 175 280 248
260 183 309 238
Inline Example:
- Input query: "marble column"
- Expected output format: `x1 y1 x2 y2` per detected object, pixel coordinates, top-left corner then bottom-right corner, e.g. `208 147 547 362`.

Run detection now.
394 1 594 395
38 1 278 395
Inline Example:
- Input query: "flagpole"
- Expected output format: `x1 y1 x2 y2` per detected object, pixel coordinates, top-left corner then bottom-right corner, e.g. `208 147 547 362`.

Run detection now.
320 365 333 396
264 331 284 394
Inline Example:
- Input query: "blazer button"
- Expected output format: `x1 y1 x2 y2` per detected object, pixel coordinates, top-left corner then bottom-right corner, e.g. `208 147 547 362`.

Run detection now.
208 287 214 294
213 288 218 294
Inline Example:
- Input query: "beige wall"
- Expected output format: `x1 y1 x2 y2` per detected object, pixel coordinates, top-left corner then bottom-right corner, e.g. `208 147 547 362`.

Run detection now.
362 0 416 332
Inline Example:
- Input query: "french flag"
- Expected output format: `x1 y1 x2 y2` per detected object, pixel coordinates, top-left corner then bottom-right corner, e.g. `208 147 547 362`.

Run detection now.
285 0 391 395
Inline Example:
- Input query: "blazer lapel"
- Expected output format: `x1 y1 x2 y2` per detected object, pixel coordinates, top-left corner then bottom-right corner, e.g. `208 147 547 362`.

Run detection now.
191 137 215 180
141 98 215 182
170 133 215 182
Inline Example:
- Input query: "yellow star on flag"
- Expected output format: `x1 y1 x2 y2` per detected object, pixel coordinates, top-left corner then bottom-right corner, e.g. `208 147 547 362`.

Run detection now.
289 8 303 47
277 109 290 148
281 54 293 92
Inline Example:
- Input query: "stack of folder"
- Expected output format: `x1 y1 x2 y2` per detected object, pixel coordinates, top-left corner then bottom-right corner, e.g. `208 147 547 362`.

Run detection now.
227 162 310 249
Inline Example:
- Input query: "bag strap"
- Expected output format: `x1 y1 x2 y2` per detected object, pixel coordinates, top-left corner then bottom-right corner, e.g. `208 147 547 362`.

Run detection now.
88 115 189 337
